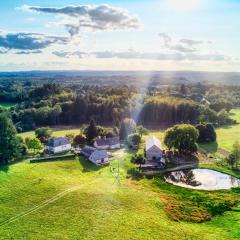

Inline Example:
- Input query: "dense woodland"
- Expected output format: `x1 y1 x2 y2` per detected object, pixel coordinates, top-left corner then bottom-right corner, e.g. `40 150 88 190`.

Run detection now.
0 78 238 132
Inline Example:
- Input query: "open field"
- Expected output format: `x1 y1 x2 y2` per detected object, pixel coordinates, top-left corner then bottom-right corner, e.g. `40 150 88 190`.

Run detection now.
0 156 239 240
0 102 16 108
215 109 240 151
145 109 240 153
19 128 81 139
198 109 240 153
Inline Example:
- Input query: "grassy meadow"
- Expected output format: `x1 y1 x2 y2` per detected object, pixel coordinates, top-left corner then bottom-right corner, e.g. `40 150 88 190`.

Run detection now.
145 109 240 153
5 109 239 239
0 156 239 240
215 109 240 151
19 128 81 140
0 102 16 109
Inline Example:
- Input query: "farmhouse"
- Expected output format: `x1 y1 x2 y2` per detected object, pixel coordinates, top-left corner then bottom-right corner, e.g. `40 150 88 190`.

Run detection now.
145 136 165 166
94 137 120 150
45 137 71 154
81 146 109 166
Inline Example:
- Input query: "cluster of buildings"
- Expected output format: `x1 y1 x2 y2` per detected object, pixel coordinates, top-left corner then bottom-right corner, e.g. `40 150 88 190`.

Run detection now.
45 136 121 166
45 134 165 168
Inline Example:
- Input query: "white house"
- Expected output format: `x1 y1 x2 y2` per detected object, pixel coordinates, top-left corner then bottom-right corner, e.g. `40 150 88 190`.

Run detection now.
145 136 164 164
45 137 71 154
94 137 120 150
81 146 109 166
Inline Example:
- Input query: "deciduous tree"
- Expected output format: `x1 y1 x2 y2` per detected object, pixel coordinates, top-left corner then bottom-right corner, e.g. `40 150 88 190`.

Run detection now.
164 124 199 154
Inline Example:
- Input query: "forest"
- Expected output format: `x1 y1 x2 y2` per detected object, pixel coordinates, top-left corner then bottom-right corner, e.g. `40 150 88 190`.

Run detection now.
0 78 238 132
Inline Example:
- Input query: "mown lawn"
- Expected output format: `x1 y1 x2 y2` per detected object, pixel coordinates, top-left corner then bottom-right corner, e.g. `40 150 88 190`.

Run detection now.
0 156 239 240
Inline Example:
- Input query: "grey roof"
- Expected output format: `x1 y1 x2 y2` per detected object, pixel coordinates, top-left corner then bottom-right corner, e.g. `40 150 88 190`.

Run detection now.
145 136 162 151
46 137 70 147
91 150 108 161
95 137 120 146
81 146 96 157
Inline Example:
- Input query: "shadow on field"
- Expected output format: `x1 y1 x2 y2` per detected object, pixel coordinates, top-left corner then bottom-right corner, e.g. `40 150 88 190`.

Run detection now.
127 168 144 181
78 157 102 172
199 141 218 154
0 164 9 173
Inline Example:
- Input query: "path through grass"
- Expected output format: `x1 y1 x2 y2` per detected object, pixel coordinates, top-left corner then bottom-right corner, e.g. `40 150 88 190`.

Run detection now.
0 156 239 240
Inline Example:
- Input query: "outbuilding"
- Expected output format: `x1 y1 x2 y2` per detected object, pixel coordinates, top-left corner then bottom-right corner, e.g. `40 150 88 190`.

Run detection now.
81 146 109 166
45 137 71 154
145 136 164 163
94 137 121 150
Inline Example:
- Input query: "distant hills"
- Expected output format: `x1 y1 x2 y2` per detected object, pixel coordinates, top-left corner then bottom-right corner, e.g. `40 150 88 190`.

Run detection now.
1 70 240 85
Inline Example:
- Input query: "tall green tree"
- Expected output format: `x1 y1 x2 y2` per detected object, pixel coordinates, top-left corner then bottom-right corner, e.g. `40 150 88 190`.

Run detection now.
35 127 53 143
227 141 240 169
119 118 136 140
85 119 98 142
164 124 199 154
128 133 141 149
0 113 24 164
196 123 216 143
131 153 146 170
25 137 43 155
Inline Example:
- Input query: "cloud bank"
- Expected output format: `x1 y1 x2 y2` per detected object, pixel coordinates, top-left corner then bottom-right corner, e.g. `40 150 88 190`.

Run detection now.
159 33 210 53
0 32 68 52
20 4 141 36
52 50 228 61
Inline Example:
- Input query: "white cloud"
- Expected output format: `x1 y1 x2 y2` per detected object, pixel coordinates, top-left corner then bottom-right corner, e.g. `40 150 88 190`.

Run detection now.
52 50 228 61
159 33 210 53
19 4 142 36
0 32 68 52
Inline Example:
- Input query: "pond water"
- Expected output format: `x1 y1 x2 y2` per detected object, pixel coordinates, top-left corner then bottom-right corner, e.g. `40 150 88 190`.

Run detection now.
164 168 240 190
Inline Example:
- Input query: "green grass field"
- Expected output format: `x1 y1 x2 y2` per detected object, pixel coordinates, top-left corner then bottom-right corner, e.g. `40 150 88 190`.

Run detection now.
144 109 240 153
0 102 16 108
215 109 240 151
0 155 239 240
198 109 240 153
19 128 81 139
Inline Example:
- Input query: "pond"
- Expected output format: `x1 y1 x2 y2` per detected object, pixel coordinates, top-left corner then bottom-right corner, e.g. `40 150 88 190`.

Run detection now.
164 168 240 190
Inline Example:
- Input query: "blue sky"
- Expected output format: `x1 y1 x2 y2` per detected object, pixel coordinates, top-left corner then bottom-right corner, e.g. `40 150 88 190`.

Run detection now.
0 0 240 71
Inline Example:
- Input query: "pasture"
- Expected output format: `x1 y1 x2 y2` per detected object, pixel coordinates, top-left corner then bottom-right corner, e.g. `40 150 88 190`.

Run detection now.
0 156 239 240
215 109 240 151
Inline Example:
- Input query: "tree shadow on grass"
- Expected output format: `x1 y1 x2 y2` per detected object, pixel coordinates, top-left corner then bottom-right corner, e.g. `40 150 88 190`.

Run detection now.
199 141 218 154
78 156 102 173
126 168 144 181
0 164 9 173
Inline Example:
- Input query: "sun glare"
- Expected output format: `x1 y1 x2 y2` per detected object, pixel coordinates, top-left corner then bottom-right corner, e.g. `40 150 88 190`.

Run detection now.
166 0 202 11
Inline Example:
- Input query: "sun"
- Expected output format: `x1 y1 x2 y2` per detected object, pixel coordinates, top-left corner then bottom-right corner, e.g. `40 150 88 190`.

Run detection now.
166 0 203 11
